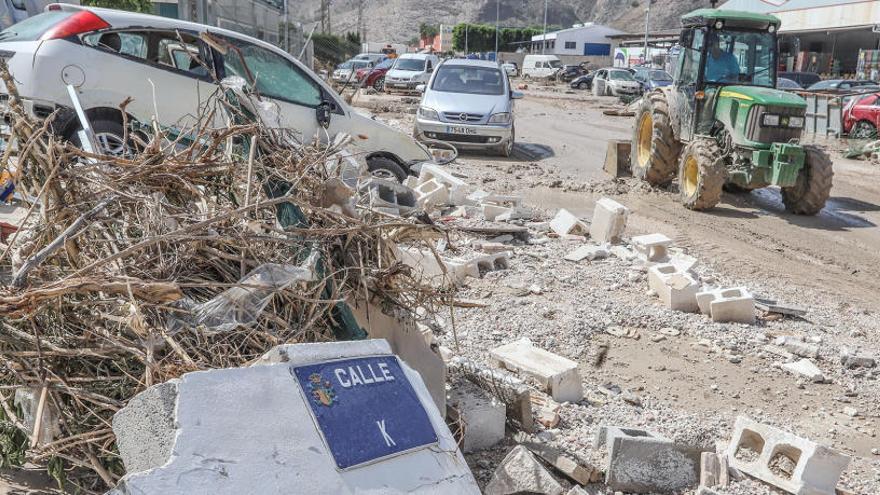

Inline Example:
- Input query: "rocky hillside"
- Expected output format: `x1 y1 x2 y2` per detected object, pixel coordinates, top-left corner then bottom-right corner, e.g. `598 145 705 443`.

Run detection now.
291 0 702 46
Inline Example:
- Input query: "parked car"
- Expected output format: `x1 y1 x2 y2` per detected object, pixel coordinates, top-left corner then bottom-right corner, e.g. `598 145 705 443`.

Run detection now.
0 5 431 180
501 62 518 77
356 57 394 91
353 52 386 65
779 71 821 89
558 63 588 82
332 59 372 83
414 59 522 157
776 77 802 90
632 68 673 92
806 79 879 93
521 54 562 79
842 92 880 138
570 73 594 90
591 68 640 97
384 53 439 93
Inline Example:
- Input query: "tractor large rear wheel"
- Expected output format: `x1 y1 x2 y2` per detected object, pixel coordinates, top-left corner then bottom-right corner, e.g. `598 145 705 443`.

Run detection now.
781 145 833 215
631 91 681 185
678 138 725 210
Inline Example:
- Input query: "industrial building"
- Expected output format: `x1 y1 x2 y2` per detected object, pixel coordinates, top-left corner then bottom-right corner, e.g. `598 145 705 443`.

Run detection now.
529 23 625 57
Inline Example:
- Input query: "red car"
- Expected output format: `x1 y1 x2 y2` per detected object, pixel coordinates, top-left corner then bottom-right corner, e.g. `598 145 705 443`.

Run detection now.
356 58 394 92
843 92 880 138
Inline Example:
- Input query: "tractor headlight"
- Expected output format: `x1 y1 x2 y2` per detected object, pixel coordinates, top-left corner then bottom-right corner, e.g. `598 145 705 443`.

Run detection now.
787 116 805 128
418 106 439 120
488 112 511 124
761 113 780 127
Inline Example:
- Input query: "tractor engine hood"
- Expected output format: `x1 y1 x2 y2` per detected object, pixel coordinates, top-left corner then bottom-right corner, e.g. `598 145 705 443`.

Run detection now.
717 85 806 108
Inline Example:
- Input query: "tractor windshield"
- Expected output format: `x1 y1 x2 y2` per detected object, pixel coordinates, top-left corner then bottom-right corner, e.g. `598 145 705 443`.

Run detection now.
704 29 774 87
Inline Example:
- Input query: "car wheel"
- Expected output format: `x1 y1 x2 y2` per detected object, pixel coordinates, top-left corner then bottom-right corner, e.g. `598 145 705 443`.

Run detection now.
578 82 588 90
70 118 133 157
373 76 385 92
523 74 530 80
367 156 407 183
498 127 515 158
851 120 876 139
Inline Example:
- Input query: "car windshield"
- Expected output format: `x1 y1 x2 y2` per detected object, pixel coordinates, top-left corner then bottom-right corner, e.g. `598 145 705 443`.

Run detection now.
651 70 672 81
807 80 834 90
375 58 394 69
352 61 370 68
338 61 353 69
549 60 563 69
394 58 426 71
704 29 774 87
609 70 635 81
431 66 505 95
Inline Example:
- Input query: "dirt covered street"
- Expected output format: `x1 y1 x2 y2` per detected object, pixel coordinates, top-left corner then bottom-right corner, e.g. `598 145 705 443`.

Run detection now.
352 86 880 493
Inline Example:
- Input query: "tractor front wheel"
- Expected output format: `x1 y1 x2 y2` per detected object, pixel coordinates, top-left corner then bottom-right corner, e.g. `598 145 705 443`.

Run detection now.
631 91 681 185
677 138 725 210
781 145 833 215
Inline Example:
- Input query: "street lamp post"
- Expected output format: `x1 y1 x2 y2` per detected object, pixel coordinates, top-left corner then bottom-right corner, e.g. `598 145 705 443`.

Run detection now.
643 0 652 66
495 0 500 59
541 0 548 55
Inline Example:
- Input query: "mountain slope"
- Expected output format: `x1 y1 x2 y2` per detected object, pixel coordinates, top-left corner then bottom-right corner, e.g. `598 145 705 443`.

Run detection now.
291 0 700 46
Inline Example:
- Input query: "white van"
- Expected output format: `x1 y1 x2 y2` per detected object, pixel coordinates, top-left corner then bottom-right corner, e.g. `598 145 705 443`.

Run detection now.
521 54 563 79
385 53 440 92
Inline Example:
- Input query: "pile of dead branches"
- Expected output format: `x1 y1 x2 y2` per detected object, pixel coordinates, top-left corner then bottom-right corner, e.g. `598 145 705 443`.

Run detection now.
0 66 449 492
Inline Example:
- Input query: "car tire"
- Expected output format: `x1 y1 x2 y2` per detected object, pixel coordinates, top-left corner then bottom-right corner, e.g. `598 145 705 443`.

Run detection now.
578 82 588 90
498 127 515 158
851 120 876 139
523 74 530 80
373 76 385 92
367 156 408 183
69 117 134 156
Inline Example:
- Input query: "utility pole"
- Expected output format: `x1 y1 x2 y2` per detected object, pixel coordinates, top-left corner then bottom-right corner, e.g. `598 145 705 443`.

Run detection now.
643 0 653 66
283 0 290 52
494 0 500 59
465 24 468 54
541 0 548 55
357 0 366 43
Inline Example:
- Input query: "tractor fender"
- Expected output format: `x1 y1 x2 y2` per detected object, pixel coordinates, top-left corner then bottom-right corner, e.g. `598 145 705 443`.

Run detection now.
658 86 683 142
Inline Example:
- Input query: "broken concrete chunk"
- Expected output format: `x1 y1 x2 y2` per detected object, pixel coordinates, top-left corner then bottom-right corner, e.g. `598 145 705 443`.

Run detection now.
589 198 628 244
700 452 730 488
483 203 513 221
604 428 701 493
776 337 819 359
490 338 584 403
113 340 479 494
418 164 471 205
549 209 588 236
485 445 564 495
840 348 876 369
566 486 588 495
563 244 609 262
414 178 450 209
782 358 826 383
726 416 850 495
522 441 602 485
447 380 505 453
447 357 533 433
112 380 180 474
632 233 673 261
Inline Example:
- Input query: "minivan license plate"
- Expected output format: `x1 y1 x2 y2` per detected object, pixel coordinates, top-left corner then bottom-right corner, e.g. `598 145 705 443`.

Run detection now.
446 126 477 135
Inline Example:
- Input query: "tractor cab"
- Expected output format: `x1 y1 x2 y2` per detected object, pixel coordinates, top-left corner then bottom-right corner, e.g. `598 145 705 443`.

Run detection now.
673 9 782 141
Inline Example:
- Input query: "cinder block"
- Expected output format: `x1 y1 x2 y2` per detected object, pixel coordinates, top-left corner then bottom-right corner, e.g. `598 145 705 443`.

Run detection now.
549 209 588 236
490 338 583 403
403 175 419 189
632 233 673 261
649 264 700 312
564 244 609 262
414 179 450 209
605 432 701 493
726 416 850 495
590 198 629 244
700 452 730 488
776 337 819 359
482 203 513 221
485 446 564 495
782 359 825 383
418 164 471 205
447 380 505 453
696 287 755 324
593 425 665 450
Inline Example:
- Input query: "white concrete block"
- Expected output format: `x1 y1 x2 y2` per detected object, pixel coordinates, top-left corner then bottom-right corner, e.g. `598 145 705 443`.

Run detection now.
648 263 679 294
403 175 419 189
483 203 513 221
414 179 450 209
549 209 588 236
485 445 564 495
696 287 755 323
447 381 505 453
418 164 471 205
589 198 629 244
782 359 826 383
649 264 700 312
114 340 479 494
490 338 583 403
564 244 610 262
632 233 673 261
726 416 849 495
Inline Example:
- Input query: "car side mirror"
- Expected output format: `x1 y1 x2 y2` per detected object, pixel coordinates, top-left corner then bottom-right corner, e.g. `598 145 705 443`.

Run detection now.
510 91 524 99
316 101 332 128
416 84 426 93
427 66 434 73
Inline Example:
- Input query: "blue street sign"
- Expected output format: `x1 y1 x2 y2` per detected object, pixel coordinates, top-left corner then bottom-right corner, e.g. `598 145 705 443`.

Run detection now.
293 355 439 469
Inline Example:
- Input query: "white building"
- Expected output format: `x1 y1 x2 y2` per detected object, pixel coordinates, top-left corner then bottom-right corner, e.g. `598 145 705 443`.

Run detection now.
530 23 625 57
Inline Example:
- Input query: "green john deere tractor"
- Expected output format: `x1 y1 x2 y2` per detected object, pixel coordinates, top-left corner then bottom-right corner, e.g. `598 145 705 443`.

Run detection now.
632 9 832 214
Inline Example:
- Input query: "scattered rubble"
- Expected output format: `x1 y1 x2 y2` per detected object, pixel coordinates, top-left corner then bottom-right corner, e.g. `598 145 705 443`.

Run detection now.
485 445 564 495
490 338 584 403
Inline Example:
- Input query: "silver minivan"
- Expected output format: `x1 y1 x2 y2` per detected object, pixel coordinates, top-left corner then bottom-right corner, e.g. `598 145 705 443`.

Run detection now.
414 59 522 157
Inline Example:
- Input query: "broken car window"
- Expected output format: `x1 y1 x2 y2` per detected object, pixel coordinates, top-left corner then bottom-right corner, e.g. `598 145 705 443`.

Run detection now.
216 35 322 108
83 32 147 59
